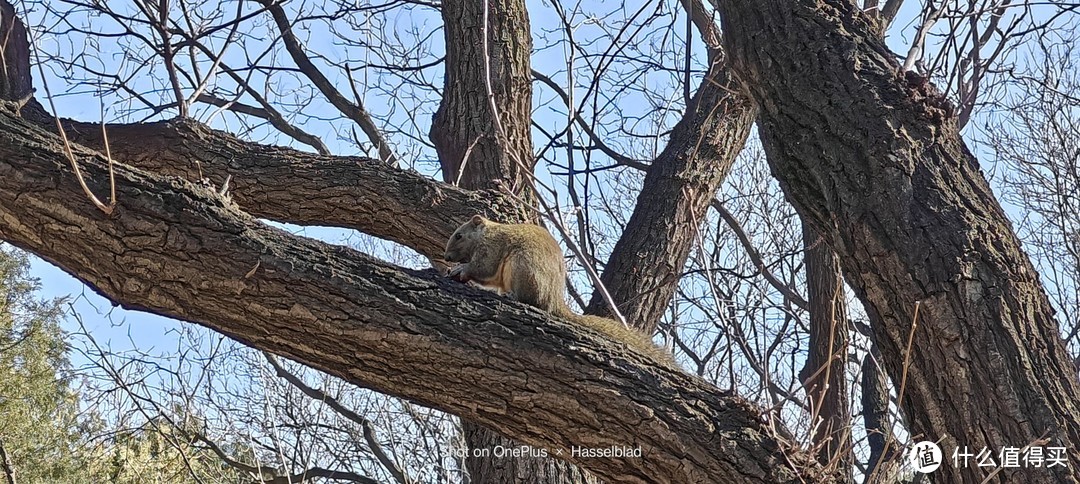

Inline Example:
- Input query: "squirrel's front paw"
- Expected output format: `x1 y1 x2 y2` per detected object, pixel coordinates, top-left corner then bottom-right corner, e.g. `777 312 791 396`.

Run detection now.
447 264 467 282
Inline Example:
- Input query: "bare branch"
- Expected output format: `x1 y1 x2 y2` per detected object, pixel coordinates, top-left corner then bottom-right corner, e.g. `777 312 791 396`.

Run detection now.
264 353 414 484
711 200 809 310
256 0 399 165
903 1 945 72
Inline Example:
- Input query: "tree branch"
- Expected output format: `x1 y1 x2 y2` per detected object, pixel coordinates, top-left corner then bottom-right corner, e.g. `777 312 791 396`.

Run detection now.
0 107 815 483
43 116 518 260
585 59 756 332
0 436 15 484
711 200 808 310
264 353 413 484
256 0 398 165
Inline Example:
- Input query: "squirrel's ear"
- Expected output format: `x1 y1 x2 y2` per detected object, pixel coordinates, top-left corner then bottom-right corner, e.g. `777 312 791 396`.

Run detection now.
470 214 485 225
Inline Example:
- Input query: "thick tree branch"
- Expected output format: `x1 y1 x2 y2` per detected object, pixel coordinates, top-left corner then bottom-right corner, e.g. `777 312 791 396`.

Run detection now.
585 60 756 332
41 116 518 260
799 224 852 478
0 108 817 483
576 1 755 333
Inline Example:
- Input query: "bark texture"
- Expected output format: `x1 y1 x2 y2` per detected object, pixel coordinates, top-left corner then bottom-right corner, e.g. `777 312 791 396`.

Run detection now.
460 423 595 484
585 62 755 333
457 426 596 484
0 108 816 484
431 0 534 195
0 0 30 104
715 1 1080 482
30 117 518 261
861 351 899 480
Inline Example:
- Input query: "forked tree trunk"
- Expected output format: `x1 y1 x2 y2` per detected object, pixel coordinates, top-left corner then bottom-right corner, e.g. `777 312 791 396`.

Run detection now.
716 0 1080 482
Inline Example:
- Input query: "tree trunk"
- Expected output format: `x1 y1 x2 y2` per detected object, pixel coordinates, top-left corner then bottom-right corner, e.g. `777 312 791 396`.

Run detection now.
0 0 30 104
799 224 852 481
715 1 1080 482
585 61 755 333
861 351 900 482
461 424 596 484
431 0 534 197
431 0 593 481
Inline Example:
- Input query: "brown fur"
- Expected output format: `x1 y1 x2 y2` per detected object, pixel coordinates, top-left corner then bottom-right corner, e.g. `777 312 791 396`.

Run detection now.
445 215 674 365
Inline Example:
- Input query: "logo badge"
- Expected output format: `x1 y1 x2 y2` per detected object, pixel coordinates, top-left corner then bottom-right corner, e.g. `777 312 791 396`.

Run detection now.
909 441 943 473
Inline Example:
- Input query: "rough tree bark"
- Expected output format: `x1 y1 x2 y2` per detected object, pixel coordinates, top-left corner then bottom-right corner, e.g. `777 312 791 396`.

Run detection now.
0 106 817 484
584 60 755 334
0 0 30 104
798 225 852 481
431 0 534 195
861 350 900 481
715 0 1080 482
41 117 516 260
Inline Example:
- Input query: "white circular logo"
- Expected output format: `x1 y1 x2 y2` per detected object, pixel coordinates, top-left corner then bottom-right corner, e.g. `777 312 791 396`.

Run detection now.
908 441 942 473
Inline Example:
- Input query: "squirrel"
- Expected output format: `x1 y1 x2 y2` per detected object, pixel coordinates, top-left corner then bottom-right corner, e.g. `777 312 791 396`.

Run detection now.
444 214 672 364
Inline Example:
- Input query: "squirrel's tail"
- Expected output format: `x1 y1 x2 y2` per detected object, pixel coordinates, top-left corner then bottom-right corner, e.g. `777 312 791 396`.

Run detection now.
552 304 675 365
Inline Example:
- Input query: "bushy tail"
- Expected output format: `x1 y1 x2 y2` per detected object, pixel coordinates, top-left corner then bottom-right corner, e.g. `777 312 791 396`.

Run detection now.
553 304 675 366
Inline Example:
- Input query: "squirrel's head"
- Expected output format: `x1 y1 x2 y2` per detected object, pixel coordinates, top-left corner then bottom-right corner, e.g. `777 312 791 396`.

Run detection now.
444 214 488 262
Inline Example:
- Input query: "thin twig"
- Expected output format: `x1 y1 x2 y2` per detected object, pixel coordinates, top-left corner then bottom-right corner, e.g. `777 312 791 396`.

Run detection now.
0 436 16 484
263 353 413 484
712 200 808 309
867 300 921 482
28 17 116 215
